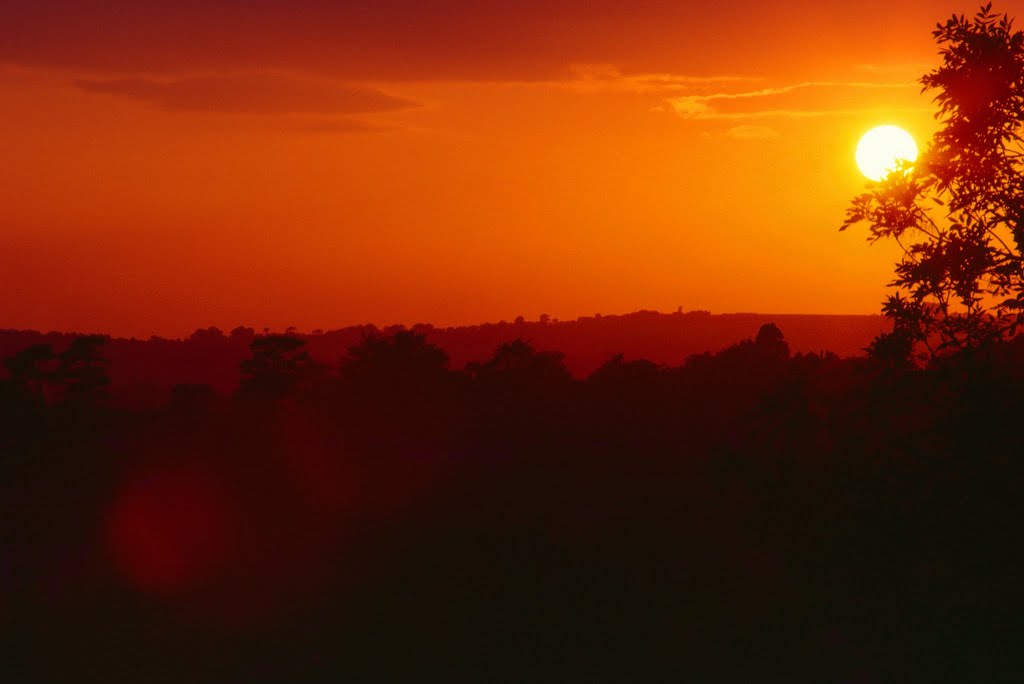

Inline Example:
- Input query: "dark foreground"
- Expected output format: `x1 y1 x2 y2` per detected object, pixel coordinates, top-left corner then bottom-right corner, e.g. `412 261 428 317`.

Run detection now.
2 326 1022 682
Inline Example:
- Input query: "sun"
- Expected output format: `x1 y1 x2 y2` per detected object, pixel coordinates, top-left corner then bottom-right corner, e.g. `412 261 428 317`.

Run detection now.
855 125 918 181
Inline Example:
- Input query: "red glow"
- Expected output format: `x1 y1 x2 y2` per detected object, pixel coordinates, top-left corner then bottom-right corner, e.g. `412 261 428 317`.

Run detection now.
106 467 236 594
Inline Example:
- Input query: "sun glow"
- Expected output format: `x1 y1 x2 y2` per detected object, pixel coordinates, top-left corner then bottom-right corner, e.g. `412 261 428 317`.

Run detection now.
855 125 918 181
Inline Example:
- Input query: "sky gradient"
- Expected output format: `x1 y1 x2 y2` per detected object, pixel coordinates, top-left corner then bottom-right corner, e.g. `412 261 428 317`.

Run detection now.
0 1 963 337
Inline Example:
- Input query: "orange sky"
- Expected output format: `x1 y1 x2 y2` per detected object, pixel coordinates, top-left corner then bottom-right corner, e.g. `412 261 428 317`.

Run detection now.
0 1 965 337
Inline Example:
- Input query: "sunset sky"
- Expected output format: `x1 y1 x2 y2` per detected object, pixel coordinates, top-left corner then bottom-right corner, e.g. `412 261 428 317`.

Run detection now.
0 1 961 337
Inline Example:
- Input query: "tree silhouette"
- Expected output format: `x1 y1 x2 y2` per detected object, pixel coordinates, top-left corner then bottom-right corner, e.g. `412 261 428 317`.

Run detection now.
842 3 1024 363
336 330 455 459
466 339 571 387
754 322 790 361
57 335 111 405
339 329 450 387
239 334 322 400
4 344 57 403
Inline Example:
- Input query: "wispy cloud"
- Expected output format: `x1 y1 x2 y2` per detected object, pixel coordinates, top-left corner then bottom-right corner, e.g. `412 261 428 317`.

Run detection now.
667 80 918 121
725 125 779 140
856 62 933 76
74 73 417 115
566 64 757 94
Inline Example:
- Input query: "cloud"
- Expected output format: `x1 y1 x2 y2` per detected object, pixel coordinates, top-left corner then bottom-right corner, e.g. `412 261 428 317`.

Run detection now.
74 74 417 115
565 64 756 94
0 1 947 82
857 62 933 75
666 80 919 121
725 125 779 140
1 1 696 81
669 98 715 118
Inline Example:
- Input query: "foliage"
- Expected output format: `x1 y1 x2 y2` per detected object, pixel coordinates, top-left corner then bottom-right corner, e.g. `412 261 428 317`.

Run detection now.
4 343 57 401
59 335 112 404
239 334 323 399
466 338 571 386
339 329 450 386
3 336 111 405
842 3 1024 364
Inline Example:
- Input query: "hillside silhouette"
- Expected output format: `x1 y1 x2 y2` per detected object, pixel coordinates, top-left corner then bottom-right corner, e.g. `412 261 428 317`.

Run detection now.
0 310 887 402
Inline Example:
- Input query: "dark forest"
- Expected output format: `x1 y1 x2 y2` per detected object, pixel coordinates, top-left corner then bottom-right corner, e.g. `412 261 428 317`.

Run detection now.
3 322 1023 681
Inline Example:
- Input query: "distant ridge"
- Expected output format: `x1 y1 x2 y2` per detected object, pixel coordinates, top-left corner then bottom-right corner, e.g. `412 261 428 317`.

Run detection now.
406 310 888 376
0 310 888 400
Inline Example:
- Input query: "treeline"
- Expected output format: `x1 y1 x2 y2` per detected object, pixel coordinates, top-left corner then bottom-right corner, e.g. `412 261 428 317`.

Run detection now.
1 324 1022 682
0 309 888 399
